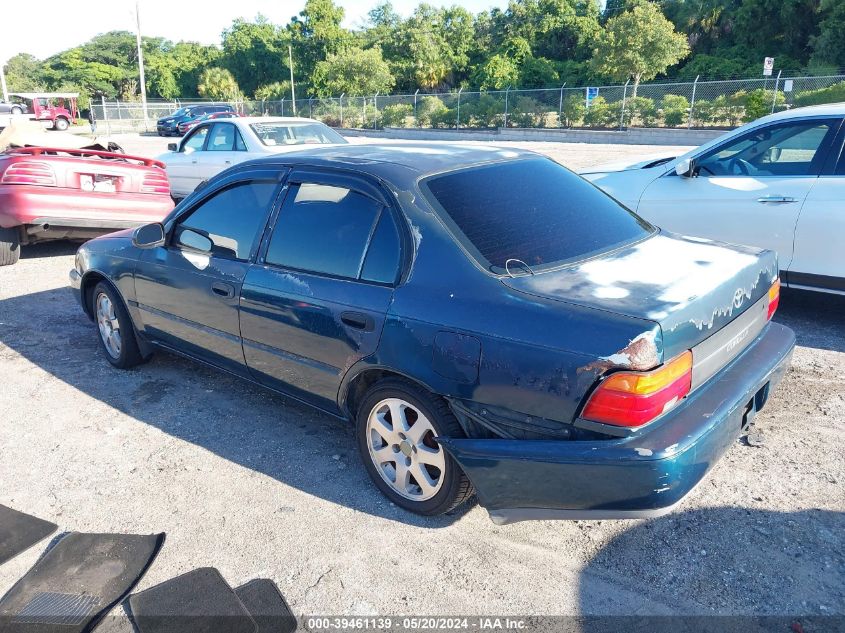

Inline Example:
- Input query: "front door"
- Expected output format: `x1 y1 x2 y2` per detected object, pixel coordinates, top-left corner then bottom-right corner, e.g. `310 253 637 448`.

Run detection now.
240 172 404 412
134 173 282 373
166 124 211 197
638 118 842 272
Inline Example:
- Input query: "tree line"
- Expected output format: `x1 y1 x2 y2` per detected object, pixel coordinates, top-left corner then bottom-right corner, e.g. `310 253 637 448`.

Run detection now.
3 0 844 110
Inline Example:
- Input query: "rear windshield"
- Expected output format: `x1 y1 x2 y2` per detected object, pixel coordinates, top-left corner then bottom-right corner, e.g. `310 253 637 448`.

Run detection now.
250 122 346 146
421 158 654 273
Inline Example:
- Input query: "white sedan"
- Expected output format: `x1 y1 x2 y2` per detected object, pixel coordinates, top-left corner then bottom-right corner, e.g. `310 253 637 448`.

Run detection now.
581 103 845 294
160 116 347 198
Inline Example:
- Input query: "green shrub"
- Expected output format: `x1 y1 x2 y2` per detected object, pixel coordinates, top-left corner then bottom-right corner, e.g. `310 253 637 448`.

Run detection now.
662 94 690 127
416 96 449 127
626 96 657 127
584 96 620 128
463 93 504 127
561 94 585 127
379 102 413 128
793 81 845 107
510 96 544 128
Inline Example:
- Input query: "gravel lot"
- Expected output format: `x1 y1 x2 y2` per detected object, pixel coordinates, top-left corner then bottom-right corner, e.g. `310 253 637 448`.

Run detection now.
0 134 843 626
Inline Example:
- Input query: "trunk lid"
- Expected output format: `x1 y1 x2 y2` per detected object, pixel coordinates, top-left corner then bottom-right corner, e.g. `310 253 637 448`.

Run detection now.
501 232 778 363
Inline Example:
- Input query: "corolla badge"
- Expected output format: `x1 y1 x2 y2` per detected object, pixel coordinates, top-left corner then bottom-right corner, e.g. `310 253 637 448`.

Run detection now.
733 289 746 309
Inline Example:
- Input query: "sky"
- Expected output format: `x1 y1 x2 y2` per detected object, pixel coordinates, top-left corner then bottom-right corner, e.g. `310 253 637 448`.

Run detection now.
2 0 509 61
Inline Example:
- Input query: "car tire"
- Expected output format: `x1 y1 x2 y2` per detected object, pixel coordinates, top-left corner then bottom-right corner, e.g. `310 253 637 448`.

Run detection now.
11 106 22 115
91 281 144 369
54 117 70 131
0 228 20 266
356 378 474 516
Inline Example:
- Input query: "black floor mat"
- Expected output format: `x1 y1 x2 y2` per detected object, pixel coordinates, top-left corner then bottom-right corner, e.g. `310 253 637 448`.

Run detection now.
0 505 57 567
235 579 296 633
129 567 256 633
0 531 164 633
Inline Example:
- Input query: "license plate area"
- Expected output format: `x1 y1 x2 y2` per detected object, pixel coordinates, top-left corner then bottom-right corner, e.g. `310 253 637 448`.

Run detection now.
80 174 117 193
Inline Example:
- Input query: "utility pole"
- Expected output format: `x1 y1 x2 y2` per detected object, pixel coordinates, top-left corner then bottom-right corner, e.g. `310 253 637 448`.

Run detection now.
288 45 297 115
135 0 148 123
0 57 9 102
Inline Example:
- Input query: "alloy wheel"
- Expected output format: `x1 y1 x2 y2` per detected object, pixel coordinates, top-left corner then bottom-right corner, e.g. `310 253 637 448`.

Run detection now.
96 292 122 359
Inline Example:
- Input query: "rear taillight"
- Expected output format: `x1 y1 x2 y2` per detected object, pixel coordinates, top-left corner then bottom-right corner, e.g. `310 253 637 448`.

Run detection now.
141 170 170 194
767 278 780 320
1 160 56 186
582 350 693 428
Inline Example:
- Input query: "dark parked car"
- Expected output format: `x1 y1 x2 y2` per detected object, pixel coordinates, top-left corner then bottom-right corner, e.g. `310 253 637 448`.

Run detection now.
69 145 795 522
157 105 236 136
0 99 27 115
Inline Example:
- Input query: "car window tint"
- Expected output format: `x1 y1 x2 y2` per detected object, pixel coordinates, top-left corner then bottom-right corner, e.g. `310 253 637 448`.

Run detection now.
234 128 248 151
208 124 236 151
361 210 401 284
697 120 837 176
174 181 277 260
423 158 653 272
183 127 208 152
266 183 382 278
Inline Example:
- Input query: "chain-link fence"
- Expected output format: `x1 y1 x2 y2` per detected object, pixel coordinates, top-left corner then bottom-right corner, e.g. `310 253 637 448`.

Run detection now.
90 73 845 135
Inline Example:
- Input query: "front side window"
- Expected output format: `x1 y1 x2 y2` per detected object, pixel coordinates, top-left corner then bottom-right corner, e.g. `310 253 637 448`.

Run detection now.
265 183 388 280
695 119 839 177
182 126 209 153
173 180 278 260
422 158 653 273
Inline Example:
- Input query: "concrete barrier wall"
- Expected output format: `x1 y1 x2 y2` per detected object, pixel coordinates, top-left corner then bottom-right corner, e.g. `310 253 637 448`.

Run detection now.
341 126 727 146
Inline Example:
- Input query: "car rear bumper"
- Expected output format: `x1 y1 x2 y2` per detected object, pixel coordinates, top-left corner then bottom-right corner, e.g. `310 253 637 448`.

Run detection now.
439 321 795 524
0 187 173 230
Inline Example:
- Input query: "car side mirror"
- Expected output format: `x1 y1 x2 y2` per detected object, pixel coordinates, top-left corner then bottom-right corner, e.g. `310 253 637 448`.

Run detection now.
177 228 212 253
167 143 178 152
675 158 695 178
764 147 782 163
132 223 165 249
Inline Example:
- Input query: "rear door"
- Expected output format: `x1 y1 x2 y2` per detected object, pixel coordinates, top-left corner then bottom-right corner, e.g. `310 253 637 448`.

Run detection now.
788 124 845 290
638 117 841 272
240 169 403 412
134 169 283 373
166 124 211 197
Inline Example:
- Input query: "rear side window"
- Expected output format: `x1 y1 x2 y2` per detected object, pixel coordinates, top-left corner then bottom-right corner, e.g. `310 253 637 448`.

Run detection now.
266 183 390 280
174 180 277 260
422 158 653 273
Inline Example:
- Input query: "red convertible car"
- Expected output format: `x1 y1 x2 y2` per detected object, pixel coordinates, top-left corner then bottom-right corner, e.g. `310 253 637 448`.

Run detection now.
0 146 174 265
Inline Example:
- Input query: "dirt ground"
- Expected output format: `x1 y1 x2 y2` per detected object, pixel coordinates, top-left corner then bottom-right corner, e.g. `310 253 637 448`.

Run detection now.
0 135 842 627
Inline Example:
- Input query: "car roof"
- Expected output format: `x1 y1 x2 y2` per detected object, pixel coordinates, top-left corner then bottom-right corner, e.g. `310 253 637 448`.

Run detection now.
235 116 330 125
236 143 540 181
757 102 845 123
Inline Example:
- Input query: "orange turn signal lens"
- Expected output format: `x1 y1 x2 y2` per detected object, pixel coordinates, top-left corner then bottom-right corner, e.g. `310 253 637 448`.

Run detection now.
767 278 780 320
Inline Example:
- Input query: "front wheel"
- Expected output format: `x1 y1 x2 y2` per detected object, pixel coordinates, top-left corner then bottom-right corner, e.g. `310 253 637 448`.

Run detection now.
92 281 144 369
0 227 20 266
11 106 22 115
356 379 474 516
53 117 70 131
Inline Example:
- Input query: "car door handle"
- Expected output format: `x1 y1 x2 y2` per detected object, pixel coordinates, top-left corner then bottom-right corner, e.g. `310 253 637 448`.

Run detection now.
757 195 797 204
341 311 374 332
224 160 232 165
210 282 235 298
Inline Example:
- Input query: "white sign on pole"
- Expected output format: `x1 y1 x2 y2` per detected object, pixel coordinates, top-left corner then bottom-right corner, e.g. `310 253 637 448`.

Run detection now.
763 57 775 76
784 79 794 92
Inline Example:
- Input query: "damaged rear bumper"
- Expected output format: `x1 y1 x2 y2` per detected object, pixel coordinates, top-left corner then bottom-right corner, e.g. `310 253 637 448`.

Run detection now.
439 322 795 525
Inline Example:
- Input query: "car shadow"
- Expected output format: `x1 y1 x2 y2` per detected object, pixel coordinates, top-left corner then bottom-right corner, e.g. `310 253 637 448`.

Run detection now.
578 507 844 628
774 289 845 354
21 241 80 260
0 287 473 528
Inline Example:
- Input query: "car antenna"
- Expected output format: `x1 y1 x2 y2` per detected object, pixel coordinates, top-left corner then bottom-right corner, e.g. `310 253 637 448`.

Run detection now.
504 258 535 277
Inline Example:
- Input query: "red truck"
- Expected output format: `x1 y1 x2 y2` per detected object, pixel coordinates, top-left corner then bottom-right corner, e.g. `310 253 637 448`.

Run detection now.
1 93 79 131
0 146 174 265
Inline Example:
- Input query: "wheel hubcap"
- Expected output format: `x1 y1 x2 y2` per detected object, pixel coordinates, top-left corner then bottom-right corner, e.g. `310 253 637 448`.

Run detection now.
366 398 446 501
95 292 121 359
